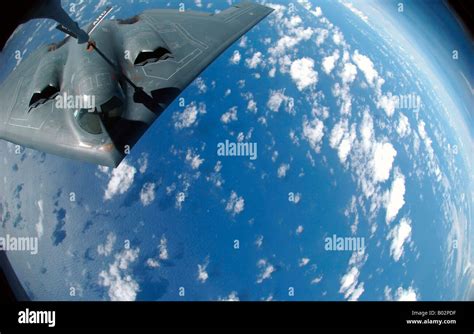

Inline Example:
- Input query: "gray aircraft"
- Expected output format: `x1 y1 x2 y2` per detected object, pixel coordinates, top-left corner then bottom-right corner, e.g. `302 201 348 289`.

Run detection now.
0 2 273 167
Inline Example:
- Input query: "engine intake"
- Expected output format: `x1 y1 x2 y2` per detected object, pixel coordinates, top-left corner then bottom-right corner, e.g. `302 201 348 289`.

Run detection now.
123 29 172 66
134 47 172 66
29 84 60 109
29 60 61 109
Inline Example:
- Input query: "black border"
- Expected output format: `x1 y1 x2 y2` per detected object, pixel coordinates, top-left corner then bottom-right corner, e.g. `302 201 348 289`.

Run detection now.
0 301 473 330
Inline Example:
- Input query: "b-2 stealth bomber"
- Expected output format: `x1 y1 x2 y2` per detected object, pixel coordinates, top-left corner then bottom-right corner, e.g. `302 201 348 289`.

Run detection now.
0 2 273 167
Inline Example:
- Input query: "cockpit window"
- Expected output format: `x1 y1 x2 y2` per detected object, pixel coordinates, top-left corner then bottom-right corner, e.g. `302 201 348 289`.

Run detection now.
75 109 103 135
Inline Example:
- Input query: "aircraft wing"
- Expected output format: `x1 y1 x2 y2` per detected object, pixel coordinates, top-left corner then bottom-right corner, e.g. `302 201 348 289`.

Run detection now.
0 2 274 167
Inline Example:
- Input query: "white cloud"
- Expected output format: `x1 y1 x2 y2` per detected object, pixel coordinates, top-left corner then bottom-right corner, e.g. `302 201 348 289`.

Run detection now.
340 62 357 84
219 291 240 301
351 110 387 205
214 161 222 173
302 116 325 153
256 259 276 284
267 89 289 112
140 182 156 207
352 50 377 85
360 108 375 153
247 99 258 113
333 29 345 46
268 67 276 78
138 153 148 174
386 285 419 301
311 276 323 284
339 250 367 301
229 50 241 65
377 93 398 117
145 235 168 268
417 120 438 178
221 106 238 124
173 102 206 130
349 282 365 301
286 15 302 29
193 77 207 94
329 119 356 164
158 235 169 260
315 28 329 46
332 83 353 115
97 165 109 174
342 2 369 23
297 0 312 10
299 258 310 267
395 286 418 301
296 225 304 235
277 163 290 178
94 0 109 12
385 171 406 223
339 267 365 301
371 142 397 183
290 57 318 90
97 232 116 256
338 131 356 163
225 191 245 216
388 217 412 261
104 161 136 201
269 26 314 57
340 266 358 293
146 258 160 268
352 50 384 93
186 149 204 170
98 247 140 301
328 107 404 232
312 6 323 17
396 113 411 137
270 36 300 56
197 257 210 283
245 51 263 69
239 36 247 48
322 50 340 75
